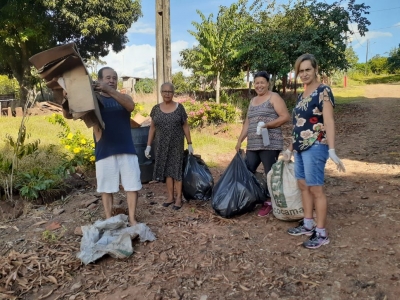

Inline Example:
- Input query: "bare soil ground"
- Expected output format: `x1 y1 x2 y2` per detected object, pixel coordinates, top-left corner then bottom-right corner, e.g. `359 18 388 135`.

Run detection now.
1 84 400 300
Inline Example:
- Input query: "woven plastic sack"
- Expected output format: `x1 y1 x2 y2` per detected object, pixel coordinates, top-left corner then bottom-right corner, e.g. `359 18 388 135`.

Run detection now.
267 160 304 221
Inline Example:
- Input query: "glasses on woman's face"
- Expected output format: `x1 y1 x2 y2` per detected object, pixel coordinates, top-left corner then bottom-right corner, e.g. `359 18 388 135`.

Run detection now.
162 90 174 94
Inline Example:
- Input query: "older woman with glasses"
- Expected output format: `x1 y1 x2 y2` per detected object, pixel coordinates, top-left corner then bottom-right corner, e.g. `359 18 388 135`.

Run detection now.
145 82 193 210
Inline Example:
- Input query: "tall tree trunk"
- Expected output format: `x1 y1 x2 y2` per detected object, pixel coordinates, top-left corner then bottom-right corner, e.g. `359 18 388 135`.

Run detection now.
282 75 287 95
216 71 220 104
269 73 276 91
246 65 250 87
9 41 33 108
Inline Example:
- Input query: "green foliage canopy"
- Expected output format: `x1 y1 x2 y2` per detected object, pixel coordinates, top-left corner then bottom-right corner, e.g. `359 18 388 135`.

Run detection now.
387 44 400 74
0 0 142 104
179 0 251 103
135 78 155 94
234 0 370 78
369 55 388 75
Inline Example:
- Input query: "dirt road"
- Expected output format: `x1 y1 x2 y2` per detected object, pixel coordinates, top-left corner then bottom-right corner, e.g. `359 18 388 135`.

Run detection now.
1 84 399 300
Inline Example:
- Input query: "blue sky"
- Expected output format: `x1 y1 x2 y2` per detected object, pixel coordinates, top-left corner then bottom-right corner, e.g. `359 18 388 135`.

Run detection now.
102 0 400 78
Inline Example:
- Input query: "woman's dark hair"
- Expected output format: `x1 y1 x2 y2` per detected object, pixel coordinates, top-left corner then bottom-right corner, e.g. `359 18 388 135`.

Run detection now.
254 71 270 82
295 54 318 77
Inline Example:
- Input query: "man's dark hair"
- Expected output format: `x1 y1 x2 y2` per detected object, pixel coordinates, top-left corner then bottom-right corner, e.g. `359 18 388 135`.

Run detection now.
97 67 115 80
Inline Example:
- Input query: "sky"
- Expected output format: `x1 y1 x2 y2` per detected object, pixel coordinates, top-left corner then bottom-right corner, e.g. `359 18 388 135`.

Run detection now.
101 0 400 78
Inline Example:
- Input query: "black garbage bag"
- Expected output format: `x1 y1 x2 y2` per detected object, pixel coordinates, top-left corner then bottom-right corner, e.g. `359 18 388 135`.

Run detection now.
212 151 268 218
182 152 214 201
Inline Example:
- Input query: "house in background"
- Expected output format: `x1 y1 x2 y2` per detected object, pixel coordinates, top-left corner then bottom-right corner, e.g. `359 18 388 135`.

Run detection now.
120 75 143 94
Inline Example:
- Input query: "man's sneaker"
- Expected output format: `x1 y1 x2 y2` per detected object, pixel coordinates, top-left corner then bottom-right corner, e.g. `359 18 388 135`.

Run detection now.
303 231 330 249
258 202 272 217
287 220 315 236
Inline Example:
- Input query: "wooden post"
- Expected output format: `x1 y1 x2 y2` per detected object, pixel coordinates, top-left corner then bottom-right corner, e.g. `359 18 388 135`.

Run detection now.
155 0 171 104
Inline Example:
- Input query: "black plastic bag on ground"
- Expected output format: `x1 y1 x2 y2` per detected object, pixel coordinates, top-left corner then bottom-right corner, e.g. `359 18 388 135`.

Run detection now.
182 151 214 201
212 151 268 218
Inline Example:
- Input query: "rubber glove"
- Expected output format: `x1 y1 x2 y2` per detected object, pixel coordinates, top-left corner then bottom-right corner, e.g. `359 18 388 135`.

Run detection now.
256 121 265 135
328 149 346 172
188 144 194 155
282 149 292 162
144 146 151 159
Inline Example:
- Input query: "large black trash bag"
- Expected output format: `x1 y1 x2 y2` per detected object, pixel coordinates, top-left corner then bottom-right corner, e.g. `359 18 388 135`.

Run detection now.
212 150 268 218
182 151 214 201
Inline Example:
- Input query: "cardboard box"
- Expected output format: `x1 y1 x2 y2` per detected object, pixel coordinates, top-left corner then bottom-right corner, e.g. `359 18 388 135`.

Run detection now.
130 113 151 128
29 43 104 129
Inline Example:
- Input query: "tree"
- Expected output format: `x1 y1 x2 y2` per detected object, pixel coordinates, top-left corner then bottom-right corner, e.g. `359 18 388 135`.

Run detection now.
369 55 388 75
0 75 18 96
345 46 359 69
387 44 400 74
172 72 190 95
233 0 370 88
0 0 142 106
135 78 155 94
179 0 251 103
86 57 108 80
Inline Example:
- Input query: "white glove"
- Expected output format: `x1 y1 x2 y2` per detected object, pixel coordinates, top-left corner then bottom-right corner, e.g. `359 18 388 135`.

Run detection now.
256 121 265 135
282 149 292 162
144 145 151 159
188 144 194 155
328 149 346 172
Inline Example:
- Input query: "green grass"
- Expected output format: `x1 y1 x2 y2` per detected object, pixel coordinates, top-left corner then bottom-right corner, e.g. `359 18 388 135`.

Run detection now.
188 126 239 166
349 73 400 85
363 74 400 84
331 85 367 114
332 85 366 104
0 115 93 173
1 113 241 170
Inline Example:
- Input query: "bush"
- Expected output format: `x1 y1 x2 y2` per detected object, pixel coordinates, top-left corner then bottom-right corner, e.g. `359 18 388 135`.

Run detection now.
131 102 149 117
15 168 63 200
220 91 250 121
47 114 95 174
135 78 155 94
178 98 239 128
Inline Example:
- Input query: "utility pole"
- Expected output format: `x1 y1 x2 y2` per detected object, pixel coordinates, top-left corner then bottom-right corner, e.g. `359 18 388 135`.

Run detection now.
152 58 155 80
365 39 369 75
155 0 171 104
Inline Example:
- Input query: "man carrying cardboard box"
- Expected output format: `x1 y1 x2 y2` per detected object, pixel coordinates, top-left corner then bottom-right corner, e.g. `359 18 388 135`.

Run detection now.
63 67 141 225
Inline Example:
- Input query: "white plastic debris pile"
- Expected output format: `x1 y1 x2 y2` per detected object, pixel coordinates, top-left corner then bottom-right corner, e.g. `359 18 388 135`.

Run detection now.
77 214 156 264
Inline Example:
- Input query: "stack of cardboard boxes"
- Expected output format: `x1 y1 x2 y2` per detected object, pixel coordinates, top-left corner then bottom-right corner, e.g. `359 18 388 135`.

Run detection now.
29 43 104 129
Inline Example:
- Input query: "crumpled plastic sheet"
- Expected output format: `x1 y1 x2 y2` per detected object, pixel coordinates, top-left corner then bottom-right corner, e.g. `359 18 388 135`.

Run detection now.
77 214 156 264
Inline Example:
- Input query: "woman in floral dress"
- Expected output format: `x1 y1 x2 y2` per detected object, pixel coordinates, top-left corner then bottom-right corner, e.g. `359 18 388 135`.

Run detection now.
145 83 193 210
283 54 345 249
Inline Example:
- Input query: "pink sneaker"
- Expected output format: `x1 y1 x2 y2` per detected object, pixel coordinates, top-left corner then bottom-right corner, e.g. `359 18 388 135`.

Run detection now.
258 202 272 217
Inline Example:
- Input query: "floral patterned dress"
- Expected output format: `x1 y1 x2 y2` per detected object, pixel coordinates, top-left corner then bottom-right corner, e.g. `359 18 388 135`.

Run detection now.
292 84 335 152
150 103 188 181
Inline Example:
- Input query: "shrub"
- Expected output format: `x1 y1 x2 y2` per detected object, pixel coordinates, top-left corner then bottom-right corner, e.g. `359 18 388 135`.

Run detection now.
135 78 155 94
131 102 149 117
47 114 95 174
178 98 239 128
15 168 62 200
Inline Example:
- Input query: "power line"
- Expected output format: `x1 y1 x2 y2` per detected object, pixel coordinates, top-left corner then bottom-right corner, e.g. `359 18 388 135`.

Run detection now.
349 24 366 48
351 24 400 35
369 6 400 13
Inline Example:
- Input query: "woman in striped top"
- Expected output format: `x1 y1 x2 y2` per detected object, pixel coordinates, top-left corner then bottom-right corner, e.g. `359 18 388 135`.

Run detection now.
236 71 290 217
